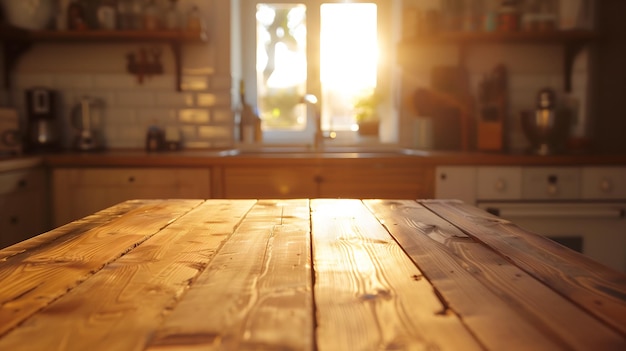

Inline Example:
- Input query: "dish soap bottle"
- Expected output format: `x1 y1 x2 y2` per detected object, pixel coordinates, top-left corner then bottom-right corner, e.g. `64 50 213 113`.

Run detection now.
237 80 262 144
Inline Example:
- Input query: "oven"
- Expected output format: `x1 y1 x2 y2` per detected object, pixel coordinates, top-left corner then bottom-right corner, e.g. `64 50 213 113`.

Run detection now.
477 201 626 272
436 166 626 273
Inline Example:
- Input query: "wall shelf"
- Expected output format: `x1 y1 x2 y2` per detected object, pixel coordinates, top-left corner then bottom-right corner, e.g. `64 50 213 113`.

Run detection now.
397 30 599 92
0 26 208 91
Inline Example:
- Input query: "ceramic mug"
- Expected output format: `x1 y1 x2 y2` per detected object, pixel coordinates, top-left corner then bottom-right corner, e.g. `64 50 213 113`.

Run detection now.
1 0 55 30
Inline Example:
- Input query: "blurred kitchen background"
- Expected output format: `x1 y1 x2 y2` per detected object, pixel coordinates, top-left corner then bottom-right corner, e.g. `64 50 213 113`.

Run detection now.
0 0 624 154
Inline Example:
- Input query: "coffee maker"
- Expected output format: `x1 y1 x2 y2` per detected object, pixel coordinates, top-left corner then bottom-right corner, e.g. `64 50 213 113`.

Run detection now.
25 87 60 152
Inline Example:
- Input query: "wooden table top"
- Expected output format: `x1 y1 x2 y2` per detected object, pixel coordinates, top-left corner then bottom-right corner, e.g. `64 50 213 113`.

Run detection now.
0 199 624 350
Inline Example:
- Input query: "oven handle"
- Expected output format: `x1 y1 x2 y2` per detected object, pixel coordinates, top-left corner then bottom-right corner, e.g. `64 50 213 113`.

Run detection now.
483 206 626 219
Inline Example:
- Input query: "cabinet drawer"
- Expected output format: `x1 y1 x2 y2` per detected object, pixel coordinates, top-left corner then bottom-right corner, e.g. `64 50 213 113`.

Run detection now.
581 167 626 199
59 168 208 187
0 168 46 195
477 167 522 200
223 166 318 198
435 166 477 203
522 167 580 200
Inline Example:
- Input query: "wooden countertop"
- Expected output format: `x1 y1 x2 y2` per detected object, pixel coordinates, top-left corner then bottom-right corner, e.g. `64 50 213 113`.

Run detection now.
0 199 624 350
39 149 626 167
0 156 43 172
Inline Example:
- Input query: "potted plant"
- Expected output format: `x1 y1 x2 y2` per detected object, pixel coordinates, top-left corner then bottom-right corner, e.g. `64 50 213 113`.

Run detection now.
353 89 381 136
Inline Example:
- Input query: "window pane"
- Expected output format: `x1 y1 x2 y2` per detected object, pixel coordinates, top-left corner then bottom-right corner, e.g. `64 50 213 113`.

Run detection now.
320 3 378 132
256 4 307 130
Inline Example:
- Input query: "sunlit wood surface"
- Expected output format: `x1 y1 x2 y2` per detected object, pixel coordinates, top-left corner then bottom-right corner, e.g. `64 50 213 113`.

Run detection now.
0 199 624 350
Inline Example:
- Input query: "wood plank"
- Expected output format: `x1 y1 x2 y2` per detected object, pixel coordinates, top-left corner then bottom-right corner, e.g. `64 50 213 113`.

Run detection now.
311 199 483 351
362 200 563 350
420 199 626 337
0 199 255 351
147 199 313 351
0 199 148 261
0 199 202 337
365 199 626 350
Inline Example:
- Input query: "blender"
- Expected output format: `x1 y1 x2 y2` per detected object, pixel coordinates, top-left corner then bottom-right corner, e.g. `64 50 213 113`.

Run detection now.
71 96 104 151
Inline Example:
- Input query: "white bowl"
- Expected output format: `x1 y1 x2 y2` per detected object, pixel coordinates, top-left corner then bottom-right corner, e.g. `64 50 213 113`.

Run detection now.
1 0 55 30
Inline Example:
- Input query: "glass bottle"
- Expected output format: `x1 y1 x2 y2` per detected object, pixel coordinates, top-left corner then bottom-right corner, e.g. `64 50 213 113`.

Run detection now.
164 0 182 30
143 0 160 30
186 5 204 32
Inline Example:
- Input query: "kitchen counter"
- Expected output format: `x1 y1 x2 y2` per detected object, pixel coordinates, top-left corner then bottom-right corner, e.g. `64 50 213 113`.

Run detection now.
39 148 626 167
0 156 44 172
0 199 624 350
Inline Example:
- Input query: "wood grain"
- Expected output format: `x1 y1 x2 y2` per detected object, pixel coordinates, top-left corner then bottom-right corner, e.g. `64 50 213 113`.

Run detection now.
311 199 482 351
148 199 313 351
0 200 147 261
0 199 254 351
420 199 626 337
365 199 626 351
0 199 201 338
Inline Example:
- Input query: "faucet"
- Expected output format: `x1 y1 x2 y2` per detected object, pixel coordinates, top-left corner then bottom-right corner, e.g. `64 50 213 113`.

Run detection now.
301 94 326 151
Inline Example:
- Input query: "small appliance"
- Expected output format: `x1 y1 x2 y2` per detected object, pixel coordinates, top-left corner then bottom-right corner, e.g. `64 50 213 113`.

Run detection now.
71 96 104 151
0 108 22 156
521 88 571 155
25 87 61 152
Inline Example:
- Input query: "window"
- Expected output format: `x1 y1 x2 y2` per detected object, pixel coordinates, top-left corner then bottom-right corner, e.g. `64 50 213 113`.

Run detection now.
239 0 393 144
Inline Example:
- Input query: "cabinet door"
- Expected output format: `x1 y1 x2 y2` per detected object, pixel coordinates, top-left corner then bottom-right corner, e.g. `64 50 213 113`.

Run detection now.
476 166 522 200
52 168 211 227
435 166 476 203
319 165 434 199
581 167 626 199
0 168 49 248
222 166 318 199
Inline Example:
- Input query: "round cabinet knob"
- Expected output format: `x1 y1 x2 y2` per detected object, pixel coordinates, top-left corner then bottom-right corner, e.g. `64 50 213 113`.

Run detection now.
600 178 613 193
494 178 506 192
128 176 136 183
547 184 559 196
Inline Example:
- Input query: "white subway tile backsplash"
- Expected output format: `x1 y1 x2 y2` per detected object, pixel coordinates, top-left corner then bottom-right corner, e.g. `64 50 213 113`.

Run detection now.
93 74 139 89
196 93 217 107
212 109 234 124
115 91 156 106
210 75 232 90
154 92 195 107
181 76 210 91
54 74 94 90
198 125 231 139
178 109 210 124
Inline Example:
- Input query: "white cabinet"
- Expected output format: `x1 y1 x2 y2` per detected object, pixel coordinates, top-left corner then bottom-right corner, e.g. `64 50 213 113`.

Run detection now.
522 167 581 200
0 167 49 248
435 166 476 203
581 167 626 199
52 168 211 227
476 167 522 200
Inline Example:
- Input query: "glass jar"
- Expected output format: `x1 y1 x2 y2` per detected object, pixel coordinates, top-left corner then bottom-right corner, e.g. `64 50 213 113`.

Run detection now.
186 5 204 32
143 0 159 30
164 0 182 30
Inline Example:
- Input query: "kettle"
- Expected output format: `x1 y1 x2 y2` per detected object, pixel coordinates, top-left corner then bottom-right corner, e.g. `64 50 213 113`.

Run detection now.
71 96 104 151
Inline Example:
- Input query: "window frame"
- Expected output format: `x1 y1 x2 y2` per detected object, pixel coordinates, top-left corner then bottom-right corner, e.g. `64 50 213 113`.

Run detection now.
239 0 396 145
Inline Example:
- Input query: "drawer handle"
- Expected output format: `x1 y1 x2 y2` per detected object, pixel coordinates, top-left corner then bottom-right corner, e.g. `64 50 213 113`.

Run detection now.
494 179 506 192
17 179 27 188
9 216 18 225
600 179 613 193
128 176 135 183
